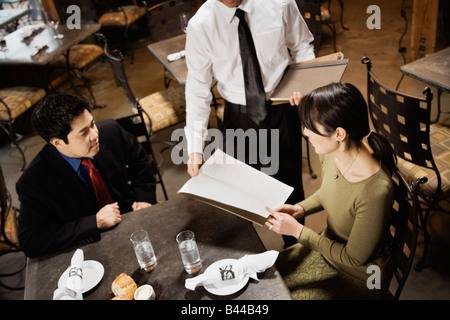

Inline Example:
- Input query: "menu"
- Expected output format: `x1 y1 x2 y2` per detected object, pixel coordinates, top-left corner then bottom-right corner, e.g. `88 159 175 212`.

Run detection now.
178 149 293 226
271 53 349 103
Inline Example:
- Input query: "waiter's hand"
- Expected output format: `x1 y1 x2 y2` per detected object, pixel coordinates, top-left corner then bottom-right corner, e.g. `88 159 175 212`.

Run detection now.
289 91 303 106
187 152 204 177
96 202 121 229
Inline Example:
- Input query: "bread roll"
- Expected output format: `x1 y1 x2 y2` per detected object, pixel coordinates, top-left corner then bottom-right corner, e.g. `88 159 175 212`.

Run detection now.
111 273 137 300
111 295 129 300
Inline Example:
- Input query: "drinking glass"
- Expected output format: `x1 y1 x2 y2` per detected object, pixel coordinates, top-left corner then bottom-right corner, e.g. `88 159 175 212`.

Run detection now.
50 21 64 39
130 230 157 272
176 230 202 274
179 12 190 33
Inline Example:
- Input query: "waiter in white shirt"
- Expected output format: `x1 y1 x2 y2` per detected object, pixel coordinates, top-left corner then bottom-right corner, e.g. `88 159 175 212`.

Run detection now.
184 0 315 246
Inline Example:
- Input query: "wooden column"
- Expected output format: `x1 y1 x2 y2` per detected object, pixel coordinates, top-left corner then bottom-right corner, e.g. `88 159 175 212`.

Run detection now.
409 0 439 61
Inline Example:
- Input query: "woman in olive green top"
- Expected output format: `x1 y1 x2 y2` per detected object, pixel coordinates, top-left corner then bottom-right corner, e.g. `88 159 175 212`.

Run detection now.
266 82 397 299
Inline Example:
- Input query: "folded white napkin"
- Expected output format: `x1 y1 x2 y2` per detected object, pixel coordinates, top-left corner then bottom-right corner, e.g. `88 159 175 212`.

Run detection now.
30 39 48 57
53 249 84 300
185 250 279 291
167 50 185 62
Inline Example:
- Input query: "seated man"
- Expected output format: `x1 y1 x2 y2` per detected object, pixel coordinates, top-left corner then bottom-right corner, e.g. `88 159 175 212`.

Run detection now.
16 94 157 258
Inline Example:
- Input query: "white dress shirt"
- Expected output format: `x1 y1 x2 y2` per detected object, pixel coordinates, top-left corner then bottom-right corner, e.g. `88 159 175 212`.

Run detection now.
184 0 315 154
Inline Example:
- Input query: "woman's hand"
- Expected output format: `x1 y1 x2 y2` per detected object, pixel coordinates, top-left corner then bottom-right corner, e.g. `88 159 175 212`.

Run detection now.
265 206 304 239
289 91 303 106
273 203 305 219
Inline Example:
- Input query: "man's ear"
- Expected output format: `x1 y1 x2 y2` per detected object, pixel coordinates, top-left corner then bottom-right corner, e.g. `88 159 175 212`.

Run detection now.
49 137 64 150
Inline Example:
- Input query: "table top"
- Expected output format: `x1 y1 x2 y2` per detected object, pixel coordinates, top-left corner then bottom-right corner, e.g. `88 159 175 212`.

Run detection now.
400 46 450 93
0 23 100 65
24 196 292 300
0 8 30 28
148 34 187 85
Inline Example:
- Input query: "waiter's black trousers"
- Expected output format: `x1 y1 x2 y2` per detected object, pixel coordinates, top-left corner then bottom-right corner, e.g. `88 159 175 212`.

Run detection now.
222 101 305 246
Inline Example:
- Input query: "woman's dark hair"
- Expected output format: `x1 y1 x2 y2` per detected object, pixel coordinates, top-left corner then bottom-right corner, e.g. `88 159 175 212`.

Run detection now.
32 94 91 144
300 82 397 173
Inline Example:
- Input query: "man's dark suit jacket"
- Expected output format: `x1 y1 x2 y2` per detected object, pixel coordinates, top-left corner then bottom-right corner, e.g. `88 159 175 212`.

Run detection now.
16 119 157 258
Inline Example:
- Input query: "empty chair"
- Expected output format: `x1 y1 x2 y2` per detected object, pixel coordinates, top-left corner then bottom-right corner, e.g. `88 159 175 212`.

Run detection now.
116 108 169 200
95 0 147 63
97 33 185 166
143 0 192 88
0 164 25 290
0 87 46 171
362 56 450 271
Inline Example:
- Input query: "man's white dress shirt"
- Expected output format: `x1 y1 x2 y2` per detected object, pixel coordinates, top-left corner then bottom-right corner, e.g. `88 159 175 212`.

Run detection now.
184 0 315 154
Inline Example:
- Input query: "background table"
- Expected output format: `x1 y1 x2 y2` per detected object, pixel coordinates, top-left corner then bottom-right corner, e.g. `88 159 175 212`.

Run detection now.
0 23 100 65
148 34 187 85
400 47 450 123
24 196 292 300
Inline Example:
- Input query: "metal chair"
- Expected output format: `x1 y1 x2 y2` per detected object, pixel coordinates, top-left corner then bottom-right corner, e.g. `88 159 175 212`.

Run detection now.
389 171 425 299
97 33 185 167
295 0 337 55
94 0 147 63
116 109 169 201
0 87 46 171
0 164 25 290
143 0 192 88
362 57 449 272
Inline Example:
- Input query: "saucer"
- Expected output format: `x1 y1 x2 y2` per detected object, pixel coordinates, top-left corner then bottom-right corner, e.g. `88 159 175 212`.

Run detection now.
58 260 104 293
203 259 249 296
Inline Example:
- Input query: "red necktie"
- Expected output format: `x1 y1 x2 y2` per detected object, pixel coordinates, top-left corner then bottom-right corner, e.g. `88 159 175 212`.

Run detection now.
81 158 113 208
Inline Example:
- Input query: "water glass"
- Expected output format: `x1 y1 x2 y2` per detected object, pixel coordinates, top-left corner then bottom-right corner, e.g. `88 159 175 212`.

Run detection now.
179 12 190 33
176 230 202 274
130 230 157 272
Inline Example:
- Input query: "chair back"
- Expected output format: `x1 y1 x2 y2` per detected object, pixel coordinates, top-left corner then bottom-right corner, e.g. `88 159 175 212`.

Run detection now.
0 164 19 254
94 0 135 12
54 0 98 24
295 0 322 55
97 33 138 110
143 0 192 41
389 171 425 299
115 111 169 200
361 57 441 191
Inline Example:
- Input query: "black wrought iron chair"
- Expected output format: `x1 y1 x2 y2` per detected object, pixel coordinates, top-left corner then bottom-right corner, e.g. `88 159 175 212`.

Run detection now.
116 109 169 201
97 33 185 167
0 164 26 290
143 0 192 88
50 0 104 106
362 57 449 272
389 171 425 299
0 87 46 171
295 0 337 55
94 0 147 63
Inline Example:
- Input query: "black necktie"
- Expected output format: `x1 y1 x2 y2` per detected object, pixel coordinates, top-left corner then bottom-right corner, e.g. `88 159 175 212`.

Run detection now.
235 8 267 125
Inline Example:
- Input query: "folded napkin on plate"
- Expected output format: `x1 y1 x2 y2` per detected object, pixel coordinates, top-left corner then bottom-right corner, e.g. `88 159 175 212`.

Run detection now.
30 39 48 57
53 249 84 300
167 50 185 62
185 250 279 291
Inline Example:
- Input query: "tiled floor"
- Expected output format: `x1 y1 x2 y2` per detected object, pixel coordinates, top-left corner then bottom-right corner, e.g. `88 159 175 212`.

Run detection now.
1 0 449 300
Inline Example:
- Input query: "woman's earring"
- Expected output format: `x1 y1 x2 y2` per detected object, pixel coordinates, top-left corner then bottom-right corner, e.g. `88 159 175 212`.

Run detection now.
336 141 339 144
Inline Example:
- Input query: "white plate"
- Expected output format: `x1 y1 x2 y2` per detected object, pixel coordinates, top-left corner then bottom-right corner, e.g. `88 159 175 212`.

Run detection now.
58 260 104 293
203 259 249 296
